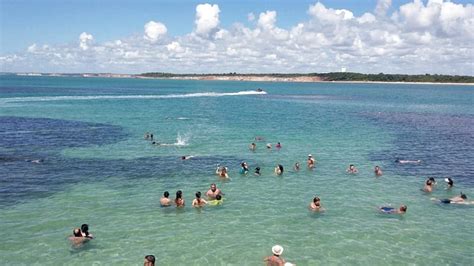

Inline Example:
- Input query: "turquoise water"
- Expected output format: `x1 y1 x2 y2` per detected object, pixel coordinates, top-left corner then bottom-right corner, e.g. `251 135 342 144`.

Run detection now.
0 75 473 265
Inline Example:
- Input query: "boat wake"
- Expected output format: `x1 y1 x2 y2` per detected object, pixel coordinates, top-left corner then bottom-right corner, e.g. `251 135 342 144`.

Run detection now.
0 90 267 104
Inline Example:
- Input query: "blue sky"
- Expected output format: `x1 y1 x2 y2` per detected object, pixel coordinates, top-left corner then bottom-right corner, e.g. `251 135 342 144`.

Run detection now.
1 0 473 74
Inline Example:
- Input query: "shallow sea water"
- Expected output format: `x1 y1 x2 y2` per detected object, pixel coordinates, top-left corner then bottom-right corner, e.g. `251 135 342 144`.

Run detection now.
0 76 473 265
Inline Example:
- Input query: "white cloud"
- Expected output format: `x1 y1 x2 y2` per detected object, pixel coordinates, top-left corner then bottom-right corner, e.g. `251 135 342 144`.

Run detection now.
375 0 392 16
308 2 354 23
27 44 37 53
166 41 184 53
2 1 473 75
195 4 220 36
258 11 277 30
79 32 93 50
144 21 167 42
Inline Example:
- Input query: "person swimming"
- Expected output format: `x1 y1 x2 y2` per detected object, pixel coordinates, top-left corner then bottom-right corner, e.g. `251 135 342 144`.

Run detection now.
374 166 383 176
216 165 230 179
175 190 185 207
379 204 407 214
81 224 94 239
307 154 315 169
192 191 207 207
266 143 272 149
445 177 454 189
160 191 172 207
206 183 223 200
254 167 261 176
294 162 300 171
69 228 89 247
208 194 223 206
276 142 282 149
346 164 358 174
249 142 256 151
309 196 324 212
423 179 434 193
240 162 249 175
274 164 284 175
433 193 470 204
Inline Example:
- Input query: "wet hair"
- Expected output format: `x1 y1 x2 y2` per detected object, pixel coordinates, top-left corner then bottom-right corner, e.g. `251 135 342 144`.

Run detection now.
313 197 320 203
349 164 354 168
73 228 82 237
81 224 89 235
429 177 436 182
426 179 432 185
460 193 467 199
195 191 201 198
400 205 408 212
145 255 155 264
215 194 222 200
278 164 284 173
176 190 182 199
446 178 453 186
164 191 169 198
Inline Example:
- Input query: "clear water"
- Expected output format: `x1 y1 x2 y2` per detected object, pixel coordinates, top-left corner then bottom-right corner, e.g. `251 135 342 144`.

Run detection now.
0 75 473 265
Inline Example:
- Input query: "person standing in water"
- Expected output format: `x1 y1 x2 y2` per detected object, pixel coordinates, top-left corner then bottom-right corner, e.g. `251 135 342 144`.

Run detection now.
374 166 383 176
192 191 207 207
175 190 185 207
206 183 222 200
160 191 171 207
264 245 286 266
307 154 315 169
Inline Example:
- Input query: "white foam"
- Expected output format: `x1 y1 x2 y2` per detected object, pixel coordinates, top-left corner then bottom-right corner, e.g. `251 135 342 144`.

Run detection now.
0 90 267 104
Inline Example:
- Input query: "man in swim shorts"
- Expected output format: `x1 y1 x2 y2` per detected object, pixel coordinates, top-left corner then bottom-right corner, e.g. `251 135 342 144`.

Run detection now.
436 193 467 204
206 183 222 200
379 205 407 214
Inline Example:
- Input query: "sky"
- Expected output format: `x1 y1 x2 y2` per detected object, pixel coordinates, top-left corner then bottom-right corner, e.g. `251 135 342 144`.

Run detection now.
1 0 473 75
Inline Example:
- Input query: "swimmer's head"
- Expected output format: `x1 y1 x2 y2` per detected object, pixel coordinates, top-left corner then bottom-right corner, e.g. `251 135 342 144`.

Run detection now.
308 154 312 158
400 205 407 212
144 255 155 265
181 156 186 160
164 191 169 197
426 179 433 185
176 190 183 198
445 177 454 186
210 183 217 191
313 197 320 203
81 224 89 234
428 177 436 183
73 228 82 237
196 191 201 198
215 194 222 200
460 193 467 199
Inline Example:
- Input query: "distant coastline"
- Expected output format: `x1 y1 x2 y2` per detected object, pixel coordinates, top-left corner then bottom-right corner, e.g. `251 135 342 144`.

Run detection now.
3 72 474 85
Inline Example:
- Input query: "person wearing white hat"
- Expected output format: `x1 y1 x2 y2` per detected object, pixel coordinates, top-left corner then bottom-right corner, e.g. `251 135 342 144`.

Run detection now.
264 245 285 266
307 154 315 169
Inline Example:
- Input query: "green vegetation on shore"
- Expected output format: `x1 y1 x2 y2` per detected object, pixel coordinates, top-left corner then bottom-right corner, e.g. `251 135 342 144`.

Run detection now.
139 72 474 83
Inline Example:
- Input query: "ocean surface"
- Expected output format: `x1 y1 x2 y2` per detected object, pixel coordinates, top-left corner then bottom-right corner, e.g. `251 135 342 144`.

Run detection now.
0 75 473 265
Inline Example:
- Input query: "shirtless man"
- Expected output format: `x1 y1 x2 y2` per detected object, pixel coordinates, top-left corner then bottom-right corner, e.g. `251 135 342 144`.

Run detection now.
264 245 286 266
160 191 171 207
423 179 434 193
346 164 358 174
309 196 324 212
307 154 315 169
374 166 383 176
206 183 222 200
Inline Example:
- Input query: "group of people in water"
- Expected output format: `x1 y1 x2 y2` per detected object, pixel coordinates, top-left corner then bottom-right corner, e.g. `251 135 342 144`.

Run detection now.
70 135 470 265
158 183 224 208
68 224 93 247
